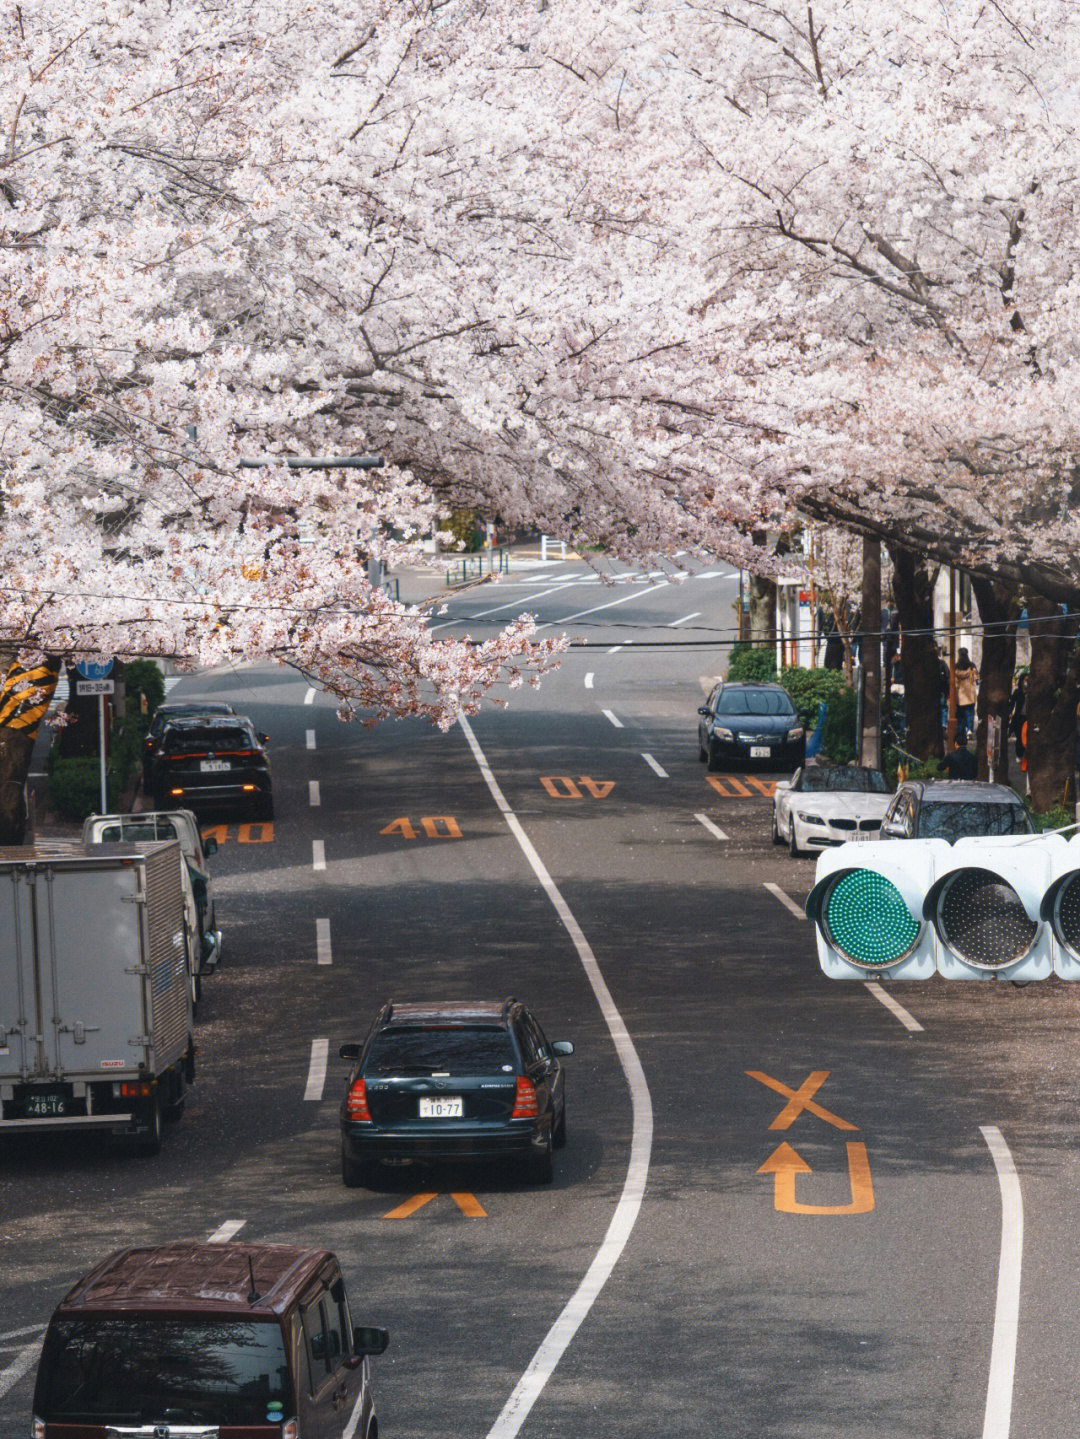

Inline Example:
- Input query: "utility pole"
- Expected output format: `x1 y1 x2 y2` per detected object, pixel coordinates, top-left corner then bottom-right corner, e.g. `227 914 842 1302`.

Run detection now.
860 536 882 770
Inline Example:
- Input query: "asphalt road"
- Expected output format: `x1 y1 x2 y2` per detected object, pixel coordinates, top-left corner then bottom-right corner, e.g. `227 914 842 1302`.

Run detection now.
3 558 1080 1438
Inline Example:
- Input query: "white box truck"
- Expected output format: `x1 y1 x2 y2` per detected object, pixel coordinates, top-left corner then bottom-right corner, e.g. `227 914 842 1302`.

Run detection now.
0 840 195 1154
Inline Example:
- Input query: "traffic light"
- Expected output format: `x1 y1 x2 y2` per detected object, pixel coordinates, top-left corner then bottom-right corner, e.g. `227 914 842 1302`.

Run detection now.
807 835 1078 981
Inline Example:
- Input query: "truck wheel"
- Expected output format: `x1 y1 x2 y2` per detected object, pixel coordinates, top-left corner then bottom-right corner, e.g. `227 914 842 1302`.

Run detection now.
134 1095 163 1157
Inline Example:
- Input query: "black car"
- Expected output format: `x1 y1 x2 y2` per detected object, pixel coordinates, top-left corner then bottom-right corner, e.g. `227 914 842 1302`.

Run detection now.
880 780 1034 842
339 999 573 1188
142 700 237 786
698 681 805 771
152 715 273 819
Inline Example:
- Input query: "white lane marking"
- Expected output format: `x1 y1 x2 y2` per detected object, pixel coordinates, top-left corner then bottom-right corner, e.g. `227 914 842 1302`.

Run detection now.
304 1038 329 1102
763 882 806 920
316 917 332 966
864 981 924 1033
429 581 577 632
607 646 624 654
0 1324 45 1343
584 672 594 689
667 612 702 627
980 1126 1023 1439
306 728 316 750
207 1219 246 1244
544 580 668 629
459 716 653 1439
312 839 326 871
694 812 729 841
309 780 321 807
642 753 668 778
602 709 624 729
304 686 316 705
0 1337 42 1401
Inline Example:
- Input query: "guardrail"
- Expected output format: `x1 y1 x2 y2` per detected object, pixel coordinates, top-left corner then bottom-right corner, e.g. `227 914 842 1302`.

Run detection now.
443 549 509 585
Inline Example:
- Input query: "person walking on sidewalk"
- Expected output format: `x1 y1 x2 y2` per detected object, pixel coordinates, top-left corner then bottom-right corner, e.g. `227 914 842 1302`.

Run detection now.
954 648 978 742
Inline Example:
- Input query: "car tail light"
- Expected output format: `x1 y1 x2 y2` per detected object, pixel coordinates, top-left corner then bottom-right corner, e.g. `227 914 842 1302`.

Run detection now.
511 1077 539 1118
346 1078 372 1121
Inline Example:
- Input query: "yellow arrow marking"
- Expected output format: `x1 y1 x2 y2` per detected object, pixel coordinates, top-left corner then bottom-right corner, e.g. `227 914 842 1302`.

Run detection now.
757 1141 874 1215
382 1191 487 1219
746 1070 858 1132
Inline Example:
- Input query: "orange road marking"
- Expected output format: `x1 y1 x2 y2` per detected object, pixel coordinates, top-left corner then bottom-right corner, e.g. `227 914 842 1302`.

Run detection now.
381 817 419 838
382 1191 486 1219
450 1192 487 1217
237 822 274 843
421 815 463 838
757 1141 874 1215
201 825 229 847
541 776 583 798
744 777 777 797
383 1192 438 1219
707 775 753 797
578 777 616 798
746 1070 859 1132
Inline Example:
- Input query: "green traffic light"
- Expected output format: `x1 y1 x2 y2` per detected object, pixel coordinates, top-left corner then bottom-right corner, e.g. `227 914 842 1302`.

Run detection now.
824 869 920 968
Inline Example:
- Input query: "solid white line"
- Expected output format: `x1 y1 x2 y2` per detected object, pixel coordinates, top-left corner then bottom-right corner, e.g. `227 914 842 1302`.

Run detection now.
980 1126 1024 1439
316 917 332 966
602 709 624 729
642 753 668 778
543 580 668 629
304 686 315 705
304 1038 329 1102
312 839 326 871
458 716 653 1439
584 672 594 689
0 1337 41 1400
763 882 806 920
694 812 729 841
864 981 924 1033
306 728 316 750
309 780 321 807
668 612 702 627
207 1219 246 1244
429 581 576 632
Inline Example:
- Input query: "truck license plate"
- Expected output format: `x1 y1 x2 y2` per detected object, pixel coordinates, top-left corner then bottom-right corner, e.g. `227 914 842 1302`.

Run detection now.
418 1096 463 1118
25 1093 66 1117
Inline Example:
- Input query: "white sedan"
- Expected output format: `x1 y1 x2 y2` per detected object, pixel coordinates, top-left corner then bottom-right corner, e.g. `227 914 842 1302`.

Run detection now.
773 765 894 857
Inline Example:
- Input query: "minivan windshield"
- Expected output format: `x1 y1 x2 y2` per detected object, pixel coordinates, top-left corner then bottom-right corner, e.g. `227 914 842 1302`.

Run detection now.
364 1026 517 1076
917 801 1033 841
36 1317 290 1427
715 690 796 717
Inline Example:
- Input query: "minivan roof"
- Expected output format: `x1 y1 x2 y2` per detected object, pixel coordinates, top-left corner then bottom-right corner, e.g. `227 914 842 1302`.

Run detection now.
54 1243 332 1318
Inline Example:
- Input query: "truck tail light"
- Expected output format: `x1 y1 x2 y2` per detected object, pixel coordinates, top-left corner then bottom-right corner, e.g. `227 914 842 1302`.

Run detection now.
120 1081 152 1099
170 787 184 796
346 1078 372 1122
511 1077 539 1118
242 784 256 792
281 1421 298 1439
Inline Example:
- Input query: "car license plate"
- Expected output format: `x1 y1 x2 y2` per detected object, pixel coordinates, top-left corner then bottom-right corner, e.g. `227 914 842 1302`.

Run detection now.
25 1093 66 1117
750 745 771 758
200 759 230 772
854 830 876 841
418 1096 463 1118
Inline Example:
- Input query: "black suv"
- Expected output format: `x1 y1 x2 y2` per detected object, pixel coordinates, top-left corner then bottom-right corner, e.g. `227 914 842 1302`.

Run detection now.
339 999 574 1188
698 681 805 771
142 700 236 787
152 715 273 819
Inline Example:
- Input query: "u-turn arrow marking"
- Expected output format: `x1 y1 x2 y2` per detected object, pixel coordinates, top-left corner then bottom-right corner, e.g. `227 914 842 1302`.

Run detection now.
757 1141 874 1215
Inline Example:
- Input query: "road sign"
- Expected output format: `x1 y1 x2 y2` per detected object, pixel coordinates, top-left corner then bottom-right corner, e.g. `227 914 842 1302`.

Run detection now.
75 679 115 697
75 659 113 680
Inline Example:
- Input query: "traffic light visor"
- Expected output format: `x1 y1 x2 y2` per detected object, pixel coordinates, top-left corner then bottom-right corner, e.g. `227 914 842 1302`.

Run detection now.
819 869 921 970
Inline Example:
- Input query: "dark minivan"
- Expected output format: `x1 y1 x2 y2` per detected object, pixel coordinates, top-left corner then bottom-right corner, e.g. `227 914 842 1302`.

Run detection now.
32 1241 388 1439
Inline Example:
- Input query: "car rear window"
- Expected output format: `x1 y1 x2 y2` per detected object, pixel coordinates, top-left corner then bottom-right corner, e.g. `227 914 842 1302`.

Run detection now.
715 690 796 717
164 725 253 753
917 801 1032 841
35 1317 290 1427
364 1026 517 1076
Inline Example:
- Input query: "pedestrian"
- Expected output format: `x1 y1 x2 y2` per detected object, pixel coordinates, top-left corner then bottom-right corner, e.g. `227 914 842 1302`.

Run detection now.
954 647 978 742
941 734 978 780
1009 672 1027 761
937 649 951 734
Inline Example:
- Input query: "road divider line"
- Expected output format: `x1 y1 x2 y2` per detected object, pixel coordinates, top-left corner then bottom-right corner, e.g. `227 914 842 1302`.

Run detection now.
668 612 701 627
207 1219 246 1243
312 839 326 871
304 1038 329 1102
304 686 315 705
694 812 729 841
864 981 924 1033
980 1126 1023 1439
584 672 594 689
642 753 668 778
309 780 321 807
458 715 653 1439
306 728 316 750
602 709 624 729
0 1337 42 1401
545 580 668 629
763 882 806 920
316 917 332 966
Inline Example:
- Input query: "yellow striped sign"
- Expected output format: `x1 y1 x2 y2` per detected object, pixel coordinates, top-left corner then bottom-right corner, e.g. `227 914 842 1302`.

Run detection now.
0 658 62 737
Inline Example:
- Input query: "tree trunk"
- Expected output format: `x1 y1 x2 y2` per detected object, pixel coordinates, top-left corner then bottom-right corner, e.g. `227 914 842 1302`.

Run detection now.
970 576 1017 785
860 536 881 769
0 657 63 845
888 543 943 761
1025 593 1080 813
0 728 35 845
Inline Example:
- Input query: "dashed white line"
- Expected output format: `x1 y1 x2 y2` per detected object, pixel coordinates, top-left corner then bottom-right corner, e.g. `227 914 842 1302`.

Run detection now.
602 709 624 729
545 580 669 629
309 780 321 807
694 812 729 841
642 753 668 778
304 1038 329 1102
668 612 702 627
0 1338 42 1401
306 728 316 750
607 646 624 654
584 672 594 689
864 981 924 1033
304 686 315 705
207 1219 246 1244
763 882 806 920
980 1126 1023 1439
312 840 326 871
316 917 332 966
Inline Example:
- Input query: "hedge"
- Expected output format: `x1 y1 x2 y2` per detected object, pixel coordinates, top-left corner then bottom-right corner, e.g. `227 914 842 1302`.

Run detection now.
124 659 165 719
48 757 120 821
726 644 778 683
778 667 858 765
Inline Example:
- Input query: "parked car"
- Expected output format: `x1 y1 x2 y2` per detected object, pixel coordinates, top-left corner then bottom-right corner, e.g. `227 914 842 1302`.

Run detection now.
339 999 574 1188
142 700 236 787
151 714 273 818
879 780 1034 842
32 1241 389 1438
697 681 805 771
773 765 893 857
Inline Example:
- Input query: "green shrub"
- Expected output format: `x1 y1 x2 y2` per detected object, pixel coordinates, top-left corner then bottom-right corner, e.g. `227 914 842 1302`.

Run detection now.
779 667 858 764
124 659 165 719
726 643 778 683
49 757 120 820
1033 805 1074 832
107 712 149 799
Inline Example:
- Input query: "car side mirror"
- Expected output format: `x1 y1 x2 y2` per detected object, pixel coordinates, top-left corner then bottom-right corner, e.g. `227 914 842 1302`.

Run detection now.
203 836 218 856
881 821 905 838
697 707 711 718
339 1042 361 1061
551 1040 574 1056
774 781 792 792
354 1326 390 1357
